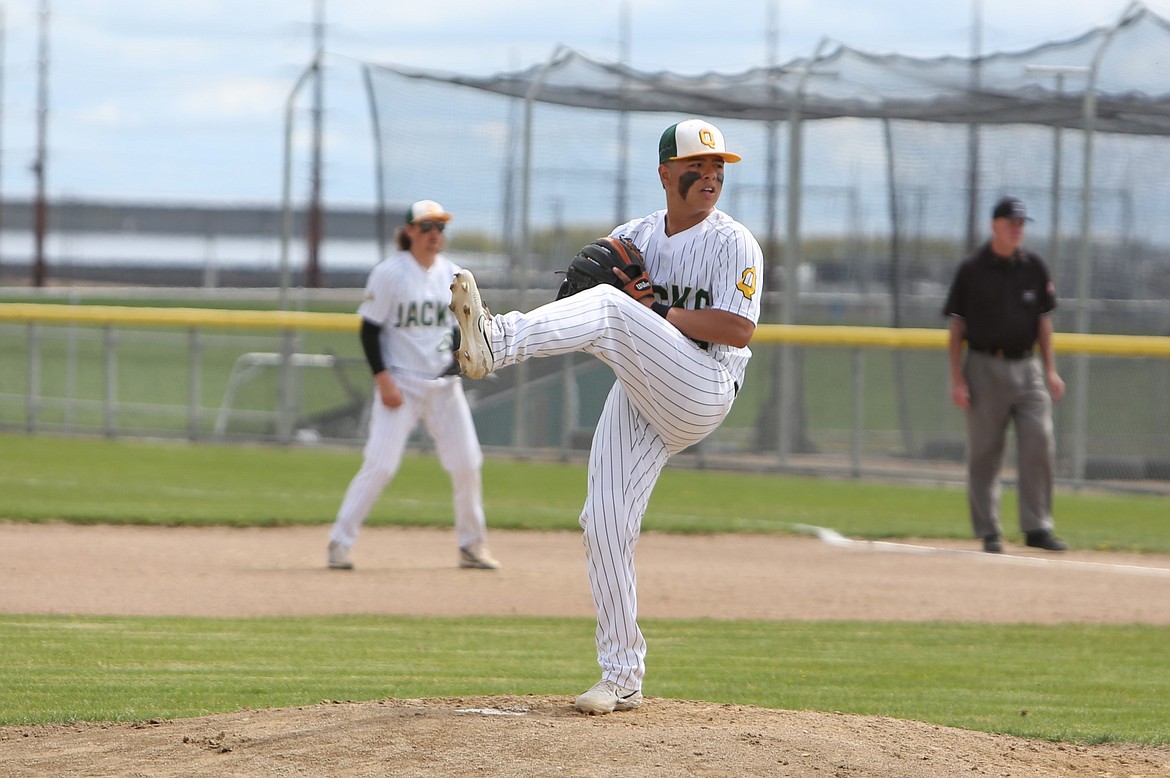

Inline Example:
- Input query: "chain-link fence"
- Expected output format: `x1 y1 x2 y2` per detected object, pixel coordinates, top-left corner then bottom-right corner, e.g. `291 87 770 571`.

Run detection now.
2 298 1168 494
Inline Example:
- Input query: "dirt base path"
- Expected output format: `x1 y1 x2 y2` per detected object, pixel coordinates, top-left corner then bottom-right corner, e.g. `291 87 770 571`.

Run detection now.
3 522 1170 777
4 523 1170 623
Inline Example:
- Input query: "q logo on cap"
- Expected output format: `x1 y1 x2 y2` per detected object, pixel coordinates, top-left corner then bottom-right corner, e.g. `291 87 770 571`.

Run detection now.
658 119 743 164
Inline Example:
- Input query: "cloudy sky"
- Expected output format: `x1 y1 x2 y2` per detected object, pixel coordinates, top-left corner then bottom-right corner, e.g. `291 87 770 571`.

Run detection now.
1 0 1165 208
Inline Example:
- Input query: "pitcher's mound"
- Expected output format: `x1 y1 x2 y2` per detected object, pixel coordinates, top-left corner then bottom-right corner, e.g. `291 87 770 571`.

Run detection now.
3 695 1168 777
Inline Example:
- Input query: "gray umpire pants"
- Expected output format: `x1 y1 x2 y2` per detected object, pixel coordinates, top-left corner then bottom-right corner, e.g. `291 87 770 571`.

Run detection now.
963 351 1056 539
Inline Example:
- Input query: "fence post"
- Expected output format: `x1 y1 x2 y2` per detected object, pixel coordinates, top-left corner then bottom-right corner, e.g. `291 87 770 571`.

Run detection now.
104 325 118 438
559 355 578 460
851 348 865 478
65 290 80 427
188 327 202 440
26 323 41 433
277 329 297 443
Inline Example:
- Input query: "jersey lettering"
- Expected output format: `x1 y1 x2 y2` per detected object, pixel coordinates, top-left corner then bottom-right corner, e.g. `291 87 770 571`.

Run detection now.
654 284 715 310
394 301 450 328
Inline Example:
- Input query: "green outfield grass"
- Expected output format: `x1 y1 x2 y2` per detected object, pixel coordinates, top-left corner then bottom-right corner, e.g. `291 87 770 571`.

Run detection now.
1 432 1167 551
2 431 1169 743
0 615 1167 743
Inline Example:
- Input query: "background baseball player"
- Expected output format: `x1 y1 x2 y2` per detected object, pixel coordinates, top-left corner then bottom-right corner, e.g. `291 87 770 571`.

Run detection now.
450 119 762 714
327 200 500 571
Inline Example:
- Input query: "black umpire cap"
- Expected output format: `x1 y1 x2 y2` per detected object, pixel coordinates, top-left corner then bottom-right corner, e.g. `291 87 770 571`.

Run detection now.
991 196 1033 221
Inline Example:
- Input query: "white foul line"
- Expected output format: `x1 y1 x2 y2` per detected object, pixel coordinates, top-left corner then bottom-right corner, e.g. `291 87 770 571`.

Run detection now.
798 525 1170 579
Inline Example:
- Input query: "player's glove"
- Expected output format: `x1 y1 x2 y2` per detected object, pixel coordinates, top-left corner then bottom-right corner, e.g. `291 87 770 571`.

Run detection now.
555 236 654 303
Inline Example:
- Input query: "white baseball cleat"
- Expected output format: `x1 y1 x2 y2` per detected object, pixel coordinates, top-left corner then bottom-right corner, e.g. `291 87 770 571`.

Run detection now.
327 541 354 570
574 679 643 715
449 270 494 379
458 541 501 570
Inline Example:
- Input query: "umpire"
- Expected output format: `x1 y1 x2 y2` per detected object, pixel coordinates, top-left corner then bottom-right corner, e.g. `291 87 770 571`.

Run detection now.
943 196 1068 554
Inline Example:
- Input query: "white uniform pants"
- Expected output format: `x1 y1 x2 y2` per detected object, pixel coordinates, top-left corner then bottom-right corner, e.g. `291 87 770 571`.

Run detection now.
489 286 738 689
330 374 487 551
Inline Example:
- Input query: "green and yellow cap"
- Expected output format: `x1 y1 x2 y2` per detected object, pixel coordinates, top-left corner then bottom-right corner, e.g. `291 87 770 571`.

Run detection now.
658 119 742 165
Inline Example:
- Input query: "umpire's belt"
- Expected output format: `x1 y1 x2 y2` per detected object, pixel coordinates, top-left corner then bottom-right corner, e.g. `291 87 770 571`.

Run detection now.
969 344 1033 360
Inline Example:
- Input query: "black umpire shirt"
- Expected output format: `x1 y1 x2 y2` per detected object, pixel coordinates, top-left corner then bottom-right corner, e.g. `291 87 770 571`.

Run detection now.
942 242 1056 355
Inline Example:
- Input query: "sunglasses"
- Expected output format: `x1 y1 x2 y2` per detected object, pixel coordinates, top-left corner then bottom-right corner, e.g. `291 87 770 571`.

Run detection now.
416 221 446 234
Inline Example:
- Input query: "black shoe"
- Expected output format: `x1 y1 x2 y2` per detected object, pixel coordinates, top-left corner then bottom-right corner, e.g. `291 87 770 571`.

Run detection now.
982 535 1003 554
1024 530 1068 552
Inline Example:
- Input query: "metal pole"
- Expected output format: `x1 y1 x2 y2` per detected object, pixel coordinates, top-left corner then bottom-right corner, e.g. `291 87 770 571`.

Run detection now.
64 290 77 426
1071 5 1134 485
764 0 785 455
305 0 325 288
361 65 388 261
188 328 202 440
500 51 521 269
1050 73 1064 280
26 323 40 432
514 47 563 450
851 349 864 478
963 0 983 253
32 0 49 287
1026 65 1091 281
779 37 828 464
519 47 562 303
280 56 319 312
764 0 781 301
614 1 630 224
104 325 117 438
0 4 6 276
278 55 319 444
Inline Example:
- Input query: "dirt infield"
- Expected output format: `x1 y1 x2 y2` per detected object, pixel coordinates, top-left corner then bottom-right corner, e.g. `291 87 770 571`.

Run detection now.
3 522 1170 776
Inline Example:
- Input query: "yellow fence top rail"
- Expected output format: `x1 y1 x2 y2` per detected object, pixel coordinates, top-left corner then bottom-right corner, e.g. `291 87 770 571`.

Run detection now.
0 303 357 332
753 323 1170 357
2 303 1169 357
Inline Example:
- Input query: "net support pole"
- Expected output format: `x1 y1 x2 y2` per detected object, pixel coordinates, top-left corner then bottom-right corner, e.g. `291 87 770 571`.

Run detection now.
280 53 320 313
513 47 563 451
361 65 388 262
1050 74 1065 279
779 38 829 464
277 53 320 444
1070 4 1134 485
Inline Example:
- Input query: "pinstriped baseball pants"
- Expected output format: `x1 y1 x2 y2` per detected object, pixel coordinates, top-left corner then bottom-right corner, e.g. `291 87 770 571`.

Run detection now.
489 286 738 689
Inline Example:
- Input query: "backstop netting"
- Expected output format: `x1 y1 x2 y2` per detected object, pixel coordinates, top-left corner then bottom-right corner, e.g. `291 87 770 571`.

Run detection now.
356 5 1170 483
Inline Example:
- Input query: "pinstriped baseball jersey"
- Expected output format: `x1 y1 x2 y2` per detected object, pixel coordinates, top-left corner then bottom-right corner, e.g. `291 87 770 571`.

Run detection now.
447 119 761 707
469 209 763 692
359 251 460 380
611 207 762 386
